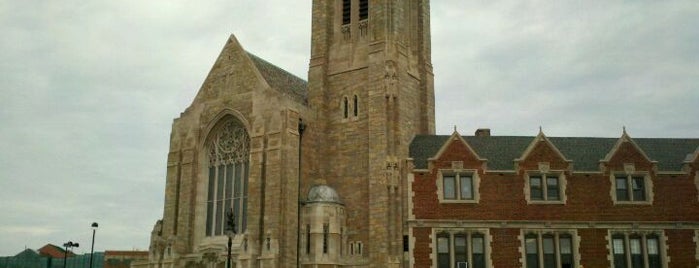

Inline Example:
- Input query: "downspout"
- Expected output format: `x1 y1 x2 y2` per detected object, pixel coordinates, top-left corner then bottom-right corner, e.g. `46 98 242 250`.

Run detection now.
296 118 306 268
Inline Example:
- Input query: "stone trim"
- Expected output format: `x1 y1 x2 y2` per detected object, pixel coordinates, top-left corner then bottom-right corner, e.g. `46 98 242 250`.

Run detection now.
436 169 481 204
407 173 416 220
518 229 581 268
407 226 416 268
605 229 670 268
523 166 567 205
406 220 699 230
609 169 654 205
695 230 699 267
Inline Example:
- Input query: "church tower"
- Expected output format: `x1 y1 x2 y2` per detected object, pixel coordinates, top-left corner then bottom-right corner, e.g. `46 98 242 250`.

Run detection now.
302 0 435 267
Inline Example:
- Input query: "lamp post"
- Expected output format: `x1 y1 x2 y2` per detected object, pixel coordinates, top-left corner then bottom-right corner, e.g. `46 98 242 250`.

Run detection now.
89 222 98 268
62 241 79 268
224 208 237 268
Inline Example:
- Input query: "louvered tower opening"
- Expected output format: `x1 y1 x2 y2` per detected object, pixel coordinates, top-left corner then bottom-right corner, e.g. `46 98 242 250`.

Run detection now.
359 0 368 20
342 0 351 25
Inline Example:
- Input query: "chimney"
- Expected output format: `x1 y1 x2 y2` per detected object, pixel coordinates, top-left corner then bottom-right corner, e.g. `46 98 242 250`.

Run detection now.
475 128 491 137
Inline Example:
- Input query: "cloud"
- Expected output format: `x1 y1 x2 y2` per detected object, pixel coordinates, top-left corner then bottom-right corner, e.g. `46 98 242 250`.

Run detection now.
0 0 697 256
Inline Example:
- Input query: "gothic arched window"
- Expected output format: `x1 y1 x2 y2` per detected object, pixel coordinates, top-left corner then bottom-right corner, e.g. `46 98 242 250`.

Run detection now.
205 118 249 236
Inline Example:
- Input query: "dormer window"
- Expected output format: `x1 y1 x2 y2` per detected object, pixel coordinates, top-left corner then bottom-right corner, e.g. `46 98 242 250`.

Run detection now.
525 172 566 204
611 173 652 204
438 170 480 203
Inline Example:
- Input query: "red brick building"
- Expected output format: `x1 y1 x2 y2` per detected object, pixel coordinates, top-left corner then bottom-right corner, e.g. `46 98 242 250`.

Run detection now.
407 129 699 268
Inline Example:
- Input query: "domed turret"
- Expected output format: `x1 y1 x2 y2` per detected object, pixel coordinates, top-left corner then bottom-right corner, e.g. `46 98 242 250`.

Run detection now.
306 184 342 204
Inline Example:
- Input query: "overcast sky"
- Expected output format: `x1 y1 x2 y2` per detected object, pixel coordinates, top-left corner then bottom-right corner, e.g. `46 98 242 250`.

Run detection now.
1 0 697 256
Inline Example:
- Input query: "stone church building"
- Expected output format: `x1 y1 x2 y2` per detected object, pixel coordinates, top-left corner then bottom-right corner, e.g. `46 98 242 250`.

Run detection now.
133 1 699 268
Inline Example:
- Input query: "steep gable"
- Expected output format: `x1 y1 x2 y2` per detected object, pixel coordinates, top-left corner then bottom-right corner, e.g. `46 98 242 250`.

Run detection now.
602 130 656 172
190 34 307 107
427 130 486 170
515 130 571 171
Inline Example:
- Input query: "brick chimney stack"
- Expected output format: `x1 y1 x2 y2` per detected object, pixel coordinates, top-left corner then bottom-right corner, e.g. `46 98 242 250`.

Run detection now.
475 128 491 137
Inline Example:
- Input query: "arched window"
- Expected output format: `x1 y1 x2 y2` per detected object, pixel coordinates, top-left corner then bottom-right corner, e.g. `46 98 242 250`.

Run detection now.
343 97 349 119
205 118 249 236
353 95 358 117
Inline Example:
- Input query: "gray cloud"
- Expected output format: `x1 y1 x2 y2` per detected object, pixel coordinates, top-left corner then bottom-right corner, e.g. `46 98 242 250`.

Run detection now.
0 0 697 256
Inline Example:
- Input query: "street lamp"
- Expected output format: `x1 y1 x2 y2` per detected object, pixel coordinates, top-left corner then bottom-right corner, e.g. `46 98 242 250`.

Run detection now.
89 222 98 268
63 241 79 268
224 208 237 268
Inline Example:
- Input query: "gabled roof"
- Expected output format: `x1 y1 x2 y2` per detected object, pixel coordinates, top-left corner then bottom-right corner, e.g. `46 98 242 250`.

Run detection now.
38 243 71 258
515 130 570 164
410 135 699 172
246 52 308 104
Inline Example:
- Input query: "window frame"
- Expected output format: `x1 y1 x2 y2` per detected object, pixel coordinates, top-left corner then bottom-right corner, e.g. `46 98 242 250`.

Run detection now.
608 231 667 268
524 172 567 204
437 169 480 204
433 229 490 268
521 230 579 268
610 173 653 205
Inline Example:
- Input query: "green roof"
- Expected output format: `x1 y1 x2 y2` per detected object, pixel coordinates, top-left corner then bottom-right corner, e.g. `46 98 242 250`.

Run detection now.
410 135 699 171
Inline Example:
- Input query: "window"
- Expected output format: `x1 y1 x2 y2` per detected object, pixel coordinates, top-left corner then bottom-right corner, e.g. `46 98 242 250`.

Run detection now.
306 224 311 254
611 232 663 268
353 95 358 117
323 223 329 254
614 175 647 202
206 118 249 236
528 174 561 202
441 172 476 202
343 97 349 119
435 231 487 268
342 0 351 25
522 231 575 268
359 0 368 20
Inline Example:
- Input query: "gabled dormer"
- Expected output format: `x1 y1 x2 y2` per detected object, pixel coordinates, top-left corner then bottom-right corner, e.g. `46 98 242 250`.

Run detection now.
601 129 657 173
602 129 657 205
515 129 572 204
515 129 572 172
428 130 487 204
427 129 487 171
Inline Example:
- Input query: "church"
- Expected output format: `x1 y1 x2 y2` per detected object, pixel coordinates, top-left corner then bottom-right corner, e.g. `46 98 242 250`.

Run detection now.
133 1 699 267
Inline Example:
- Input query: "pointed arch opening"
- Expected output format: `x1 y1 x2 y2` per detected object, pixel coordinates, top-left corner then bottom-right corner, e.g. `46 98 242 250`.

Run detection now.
205 116 249 236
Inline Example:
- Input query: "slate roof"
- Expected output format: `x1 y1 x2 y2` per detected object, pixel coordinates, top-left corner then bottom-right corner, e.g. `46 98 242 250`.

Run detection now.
410 135 699 172
247 52 308 104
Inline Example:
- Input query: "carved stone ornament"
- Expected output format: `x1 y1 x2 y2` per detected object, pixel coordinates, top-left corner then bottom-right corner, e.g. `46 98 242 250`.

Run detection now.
209 120 250 166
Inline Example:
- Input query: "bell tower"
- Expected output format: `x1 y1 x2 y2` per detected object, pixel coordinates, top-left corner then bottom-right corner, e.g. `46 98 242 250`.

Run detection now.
303 0 434 267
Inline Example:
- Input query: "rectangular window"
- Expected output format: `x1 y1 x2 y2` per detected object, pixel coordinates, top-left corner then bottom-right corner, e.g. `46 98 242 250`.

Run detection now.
615 175 648 202
435 231 487 268
543 235 555 268
630 237 644 268
437 235 450 268
616 177 630 201
632 177 646 201
524 232 577 268
443 176 456 199
529 174 562 202
560 235 573 268
530 177 543 200
525 234 539 268
546 176 559 200
454 235 467 266
611 232 664 268
442 172 476 201
460 176 473 200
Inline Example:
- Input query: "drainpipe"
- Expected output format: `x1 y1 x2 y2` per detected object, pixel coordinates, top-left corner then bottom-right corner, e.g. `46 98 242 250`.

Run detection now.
296 118 306 268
